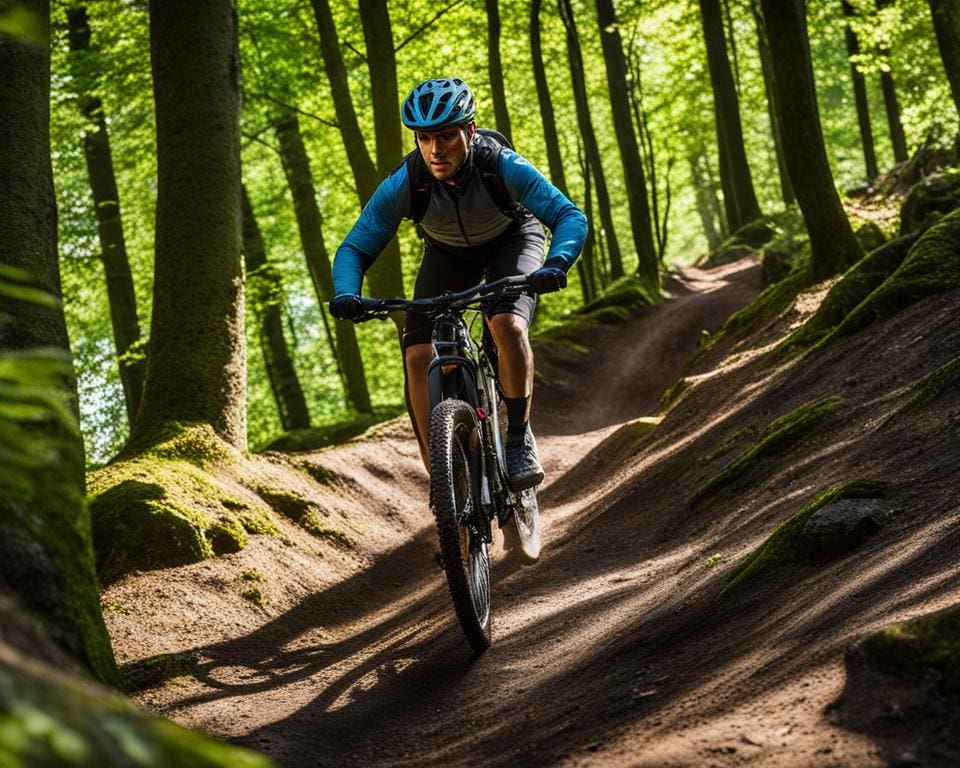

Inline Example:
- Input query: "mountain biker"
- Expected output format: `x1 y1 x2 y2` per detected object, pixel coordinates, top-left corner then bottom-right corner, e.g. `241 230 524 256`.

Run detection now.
330 78 587 492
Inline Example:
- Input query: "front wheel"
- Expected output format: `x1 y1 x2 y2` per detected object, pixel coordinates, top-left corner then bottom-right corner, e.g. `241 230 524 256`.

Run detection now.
429 399 492 653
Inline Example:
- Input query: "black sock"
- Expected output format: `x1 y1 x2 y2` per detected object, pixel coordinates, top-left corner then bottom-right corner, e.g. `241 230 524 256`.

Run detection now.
505 396 529 434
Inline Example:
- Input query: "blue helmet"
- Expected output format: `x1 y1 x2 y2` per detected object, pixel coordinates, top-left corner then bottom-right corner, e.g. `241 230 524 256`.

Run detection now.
401 78 476 131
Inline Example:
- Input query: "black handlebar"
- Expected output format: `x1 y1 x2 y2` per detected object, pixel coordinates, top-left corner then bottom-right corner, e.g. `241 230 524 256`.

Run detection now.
351 274 532 322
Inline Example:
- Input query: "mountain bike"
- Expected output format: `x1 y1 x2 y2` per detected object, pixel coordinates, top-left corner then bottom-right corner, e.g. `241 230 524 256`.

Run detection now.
354 275 541 653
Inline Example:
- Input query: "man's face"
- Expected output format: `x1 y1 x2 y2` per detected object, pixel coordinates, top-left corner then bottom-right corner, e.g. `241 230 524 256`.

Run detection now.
416 123 475 182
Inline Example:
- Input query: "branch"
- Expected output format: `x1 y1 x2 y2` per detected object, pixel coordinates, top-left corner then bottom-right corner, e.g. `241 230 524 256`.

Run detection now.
395 0 466 53
342 38 367 63
243 130 281 156
246 91 339 128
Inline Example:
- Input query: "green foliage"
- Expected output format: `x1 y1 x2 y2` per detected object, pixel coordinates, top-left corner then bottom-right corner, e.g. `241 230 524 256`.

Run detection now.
692 396 845 507
0 661 274 767
725 479 882 592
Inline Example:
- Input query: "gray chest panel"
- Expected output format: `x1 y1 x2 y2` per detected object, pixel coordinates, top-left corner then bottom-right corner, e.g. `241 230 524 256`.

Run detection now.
420 175 513 247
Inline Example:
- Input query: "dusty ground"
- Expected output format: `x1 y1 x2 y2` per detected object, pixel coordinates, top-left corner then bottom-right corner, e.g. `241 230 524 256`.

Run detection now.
102 256 960 767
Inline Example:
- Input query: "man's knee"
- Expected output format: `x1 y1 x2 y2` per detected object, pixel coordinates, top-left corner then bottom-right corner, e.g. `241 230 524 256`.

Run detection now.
488 313 529 348
404 343 433 376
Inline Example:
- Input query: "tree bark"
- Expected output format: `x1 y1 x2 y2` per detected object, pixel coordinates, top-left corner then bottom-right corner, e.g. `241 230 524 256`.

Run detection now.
691 153 724 252
359 0 404 175
310 0 404 308
485 0 513 142
67 4 145 425
841 1 879 180
132 0 247 449
241 186 311 432
0 0 118 685
530 0 569 196
760 0 863 281
595 0 659 296
879 67 908 163
752 0 795 204
700 0 762 231
275 114 372 415
558 0 624 279
928 0 960 123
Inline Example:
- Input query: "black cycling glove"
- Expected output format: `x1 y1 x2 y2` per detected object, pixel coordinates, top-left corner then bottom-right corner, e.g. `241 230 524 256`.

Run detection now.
330 293 363 320
528 258 568 295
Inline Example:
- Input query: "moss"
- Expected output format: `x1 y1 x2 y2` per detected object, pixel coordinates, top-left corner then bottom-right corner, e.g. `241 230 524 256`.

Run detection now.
704 427 754 463
125 422 236 467
899 354 960 413
724 479 882 592
692 396 844 507
780 232 919 356
578 275 657 314
240 569 263 582
660 376 688 410
240 585 264 606
822 209 960 345
120 653 198 694
899 169 960 235
88 427 278 584
761 245 793 285
854 221 888 252
860 604 960 694
301 462 336 486
255 486 351 545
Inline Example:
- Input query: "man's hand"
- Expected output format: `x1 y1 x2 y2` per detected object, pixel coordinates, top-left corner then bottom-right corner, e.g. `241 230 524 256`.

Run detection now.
330 293 363 320
527 259 568 295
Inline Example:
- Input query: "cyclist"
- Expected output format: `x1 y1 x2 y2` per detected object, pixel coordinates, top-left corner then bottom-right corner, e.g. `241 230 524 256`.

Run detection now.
330 78 587 492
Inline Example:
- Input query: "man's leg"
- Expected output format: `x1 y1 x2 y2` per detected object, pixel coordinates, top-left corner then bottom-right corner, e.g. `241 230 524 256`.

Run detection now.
487 311 543 491
404 342 433 473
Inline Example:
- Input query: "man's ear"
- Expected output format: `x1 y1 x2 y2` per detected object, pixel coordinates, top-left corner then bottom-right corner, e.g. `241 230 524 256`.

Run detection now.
467 122 477 141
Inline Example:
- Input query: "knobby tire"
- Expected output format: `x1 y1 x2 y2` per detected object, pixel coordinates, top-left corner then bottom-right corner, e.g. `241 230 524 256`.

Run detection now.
429 399 492 653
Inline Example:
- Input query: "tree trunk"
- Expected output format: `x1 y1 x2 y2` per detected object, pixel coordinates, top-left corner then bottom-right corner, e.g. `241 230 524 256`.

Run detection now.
691 153 725 252
928 0 960 123
700 0 762 231
310 0 404 308
241 186 311 432
595 0 660 297
0 0 118 685
576 141 598 302
760 0 863 281
132 0 247 449
875 0 909 163
67 5 145 426
275 114 372 415
530 0 569 196
558 0 624 279
752 0 795 204
359 0 403 174
485 0 513 142
841 1 879 180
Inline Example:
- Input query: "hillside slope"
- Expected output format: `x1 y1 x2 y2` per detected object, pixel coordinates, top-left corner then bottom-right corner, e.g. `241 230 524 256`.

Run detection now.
103 250 959 767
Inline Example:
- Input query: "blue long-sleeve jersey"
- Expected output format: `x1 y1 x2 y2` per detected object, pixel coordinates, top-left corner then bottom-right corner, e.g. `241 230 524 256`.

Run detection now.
332 142 588 296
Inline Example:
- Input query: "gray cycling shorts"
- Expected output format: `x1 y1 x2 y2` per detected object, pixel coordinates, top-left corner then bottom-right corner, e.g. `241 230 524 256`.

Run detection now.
401 216 546 349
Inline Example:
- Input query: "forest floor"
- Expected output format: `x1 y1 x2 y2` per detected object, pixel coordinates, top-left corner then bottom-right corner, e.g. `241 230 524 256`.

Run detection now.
102 254 960 767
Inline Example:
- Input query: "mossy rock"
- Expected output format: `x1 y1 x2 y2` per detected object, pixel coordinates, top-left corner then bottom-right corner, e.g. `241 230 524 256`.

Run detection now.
823 209 960 345
732 219 776 249
899 170 960 235
724 479 882 592
0 648 274 767
261 406 404 453
854 221 888 252
88 426 277 584
578 275 658 314
860 603 960 695
898 354 960 414
780 231 920 355
715 268 807 344
760 245 793 285
708 242 756 266
692 396 844 507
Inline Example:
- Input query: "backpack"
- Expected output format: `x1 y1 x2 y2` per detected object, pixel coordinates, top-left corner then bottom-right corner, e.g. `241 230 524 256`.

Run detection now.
403 128 522 224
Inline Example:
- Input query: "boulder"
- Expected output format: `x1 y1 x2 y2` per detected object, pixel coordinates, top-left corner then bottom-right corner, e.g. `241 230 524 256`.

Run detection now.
855 221 887 253
900 171 960 235
799 498 887 558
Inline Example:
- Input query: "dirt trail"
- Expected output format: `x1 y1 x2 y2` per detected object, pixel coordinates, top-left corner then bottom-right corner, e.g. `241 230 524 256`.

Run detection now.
107 258 959 767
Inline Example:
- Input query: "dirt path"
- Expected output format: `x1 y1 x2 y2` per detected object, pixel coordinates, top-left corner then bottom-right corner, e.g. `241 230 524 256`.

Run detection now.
109 257 959 766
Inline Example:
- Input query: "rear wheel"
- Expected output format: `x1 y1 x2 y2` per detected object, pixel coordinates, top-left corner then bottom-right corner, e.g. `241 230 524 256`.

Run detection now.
429 399 492 653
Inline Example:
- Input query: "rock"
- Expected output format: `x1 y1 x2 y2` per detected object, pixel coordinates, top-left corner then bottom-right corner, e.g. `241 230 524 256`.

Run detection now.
709 242 755 266
899 171 960 236
733 220 776 248
799 498 887 558
855 221 887 253
761 245 794 284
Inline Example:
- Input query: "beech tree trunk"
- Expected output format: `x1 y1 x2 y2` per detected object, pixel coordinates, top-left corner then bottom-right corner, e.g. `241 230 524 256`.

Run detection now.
700 0 762 231
559 0 624 279
132 0 247 449
0 0 118 685
241 186 311 432
485 0 513 142
275 114 372 415
691 152 725 252
530 0 569 196
760 0 863 281
752 0 795 204
67 4 145 425
310 0 404 309
595 0 659 296
875 0 908 163
841 1 879 180
928 0 960 122
359 0 403 174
